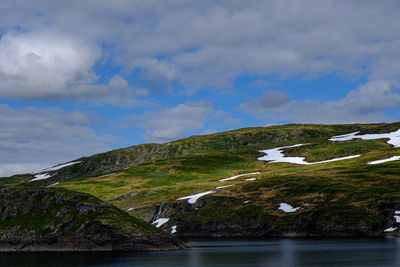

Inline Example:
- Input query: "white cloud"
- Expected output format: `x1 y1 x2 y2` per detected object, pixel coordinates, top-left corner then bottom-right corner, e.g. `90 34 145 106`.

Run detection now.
240 90 291 110
0 1 399 93
238 82 400 124
128 101 213 143
0 31 98 99
0 31 151 107
213 110 242 125
111 0 400 90
0 105 114 177
71 74 152 107
0 163 48 178
340 81 400 114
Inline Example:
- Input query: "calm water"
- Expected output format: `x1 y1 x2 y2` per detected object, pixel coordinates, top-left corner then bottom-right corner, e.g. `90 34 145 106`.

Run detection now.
2 238 400 267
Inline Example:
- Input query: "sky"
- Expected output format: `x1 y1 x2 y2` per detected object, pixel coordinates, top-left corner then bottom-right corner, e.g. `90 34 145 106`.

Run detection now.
1 0 400 176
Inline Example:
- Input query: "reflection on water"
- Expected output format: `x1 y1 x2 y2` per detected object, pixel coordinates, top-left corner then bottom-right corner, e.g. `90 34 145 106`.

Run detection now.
2 238 400 266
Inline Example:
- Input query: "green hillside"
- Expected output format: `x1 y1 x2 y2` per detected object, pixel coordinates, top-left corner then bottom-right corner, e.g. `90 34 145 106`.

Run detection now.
3 122 400 237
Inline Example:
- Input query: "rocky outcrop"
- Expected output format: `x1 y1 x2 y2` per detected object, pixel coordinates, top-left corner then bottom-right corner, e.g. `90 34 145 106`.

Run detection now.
48 142 203 183
138 196 393 238
0 187 188 251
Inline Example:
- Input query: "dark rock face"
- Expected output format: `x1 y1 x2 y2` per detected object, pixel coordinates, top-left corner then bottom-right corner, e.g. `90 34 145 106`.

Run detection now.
139 197 390 238
53 142 203 183
0 187 188 251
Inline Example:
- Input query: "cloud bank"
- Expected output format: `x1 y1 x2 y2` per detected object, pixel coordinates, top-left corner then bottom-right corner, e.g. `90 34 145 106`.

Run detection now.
0 105 114 176
0 1 399 95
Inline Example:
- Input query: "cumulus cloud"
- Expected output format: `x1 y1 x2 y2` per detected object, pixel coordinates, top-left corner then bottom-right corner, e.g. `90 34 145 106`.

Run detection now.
138 59 181 93
0 105 114 177
240 90 291 110
340 81 400 114
238 82 400 124
0 31 98 99
0 1 399 93
71 74 152 107
112 0 400 90
0 31 150 107
127 101 213 143
213 110 243 125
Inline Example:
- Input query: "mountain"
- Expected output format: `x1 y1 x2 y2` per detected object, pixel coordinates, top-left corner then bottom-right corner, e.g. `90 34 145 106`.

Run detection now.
3 122 400 238
0 186 187 251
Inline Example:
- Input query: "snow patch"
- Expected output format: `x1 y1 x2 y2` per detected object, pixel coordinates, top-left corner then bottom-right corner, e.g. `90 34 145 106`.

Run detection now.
258 144 360 165
245 178 257 181
244 200 250 204
47 182 59 187
152 218 169 227
30 161 82 182
30 173 53 182
395 211 400 215
127 208 134 212
278 203 301 213
394 216 400 223
171 225 177 234
36 161 81 173
216 185 234 189
177 190 216 204
329 129 400 147
219 172 260 182
258 144 307 164
98 172 116 178
310 155 361 164
329 132 360 141
384 227 397 232
368 156 400 165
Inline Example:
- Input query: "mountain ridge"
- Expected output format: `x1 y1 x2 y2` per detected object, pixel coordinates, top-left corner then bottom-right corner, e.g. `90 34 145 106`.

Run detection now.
7 122 400 186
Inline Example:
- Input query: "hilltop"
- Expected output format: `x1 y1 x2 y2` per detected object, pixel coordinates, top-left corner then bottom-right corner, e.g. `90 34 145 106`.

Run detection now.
3 122 400 238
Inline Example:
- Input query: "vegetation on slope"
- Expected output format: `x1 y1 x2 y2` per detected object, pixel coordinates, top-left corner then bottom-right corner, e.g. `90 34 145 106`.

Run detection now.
25 122 400 186
0 187 186 251
4 122 400 237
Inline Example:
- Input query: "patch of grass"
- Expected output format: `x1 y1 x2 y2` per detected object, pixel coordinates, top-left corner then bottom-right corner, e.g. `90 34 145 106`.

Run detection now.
57 152 260 206
0 174 32 188
286 139 389 162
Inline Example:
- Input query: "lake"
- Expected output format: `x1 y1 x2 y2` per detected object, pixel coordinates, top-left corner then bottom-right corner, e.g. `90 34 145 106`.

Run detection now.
1 238 400 266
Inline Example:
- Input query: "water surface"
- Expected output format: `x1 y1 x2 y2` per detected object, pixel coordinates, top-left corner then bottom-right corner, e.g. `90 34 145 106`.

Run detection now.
1 238 400 267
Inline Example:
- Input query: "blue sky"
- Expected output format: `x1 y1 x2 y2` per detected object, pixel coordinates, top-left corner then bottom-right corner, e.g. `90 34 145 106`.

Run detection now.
0 0 400 176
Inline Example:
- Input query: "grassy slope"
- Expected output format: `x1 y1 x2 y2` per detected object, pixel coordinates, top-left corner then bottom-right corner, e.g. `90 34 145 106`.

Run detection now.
46 123 400 233
1 123 399 236
15 122 398 187
58 151 260 207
